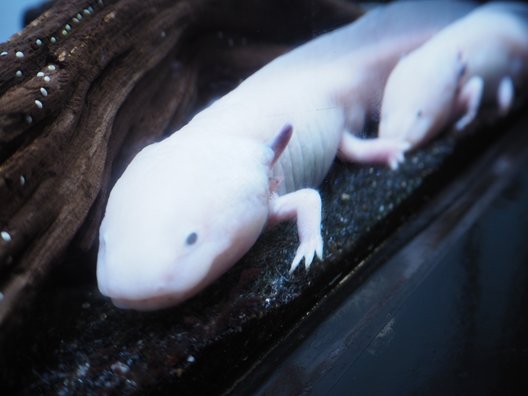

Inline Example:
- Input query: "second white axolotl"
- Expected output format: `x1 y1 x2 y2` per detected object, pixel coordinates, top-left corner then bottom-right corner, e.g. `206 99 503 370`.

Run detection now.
97 1 475 310
376 2 528 168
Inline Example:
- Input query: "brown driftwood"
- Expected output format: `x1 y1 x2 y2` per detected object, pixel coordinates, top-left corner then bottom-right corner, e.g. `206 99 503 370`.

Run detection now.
0 0 361 341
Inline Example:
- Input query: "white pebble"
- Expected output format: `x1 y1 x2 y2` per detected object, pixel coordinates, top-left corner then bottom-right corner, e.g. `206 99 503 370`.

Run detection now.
76 13 83 20
1 231 12 242
35 39 43 46
40 87 48 97
0 51 7 56
0 292 4 301
16 70 23 78
20 175 26 186
47 64 56 71
37 71 45 77
44 76 51 82
84 8 91 15
111 362 129 374
187 355 195 363
15 51 24 58
65 24 72 31
50 37 57 44
73 17 80 24
35 100 43 109
62 30 68 36
76 362 90 377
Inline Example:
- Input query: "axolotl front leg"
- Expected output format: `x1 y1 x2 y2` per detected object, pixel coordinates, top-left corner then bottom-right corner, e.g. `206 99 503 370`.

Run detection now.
266 124 324 273
455 75 515 131
269 189 324 273
454 75 485 131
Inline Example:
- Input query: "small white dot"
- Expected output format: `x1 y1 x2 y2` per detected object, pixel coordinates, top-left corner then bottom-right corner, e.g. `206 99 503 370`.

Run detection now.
44 76 51 82
1 51 8 56
1 231 12 242
110 361 129 374
40 87 48 96
37 71 45 77
62 30 68 36
35 100 43 109
76 13 83 20
47 64 56 71
16 70 23 77
186 355 195 363
25 115 32 124
84 8 91 15
35 39 43 46
160 31 166 39
20 175 26 186
98 0 104 5
65 24 72 31
73 17 80 24
15 51 24 58
0 292 4 301
50 37 57 44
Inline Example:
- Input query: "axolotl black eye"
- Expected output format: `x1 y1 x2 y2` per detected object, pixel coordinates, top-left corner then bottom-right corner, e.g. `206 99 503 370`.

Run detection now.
185 232 198 246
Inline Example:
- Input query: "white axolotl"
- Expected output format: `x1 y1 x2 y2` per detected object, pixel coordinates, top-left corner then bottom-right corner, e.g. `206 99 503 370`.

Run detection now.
376 2 528 167
97 1 476 310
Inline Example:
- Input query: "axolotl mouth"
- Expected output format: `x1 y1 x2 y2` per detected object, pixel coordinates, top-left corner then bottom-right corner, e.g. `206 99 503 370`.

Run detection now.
99 269 218 309
109 294 189 311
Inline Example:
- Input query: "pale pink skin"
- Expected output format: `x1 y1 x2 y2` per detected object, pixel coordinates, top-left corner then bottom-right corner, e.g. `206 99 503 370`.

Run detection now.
377 2 528 168
97 1 475 310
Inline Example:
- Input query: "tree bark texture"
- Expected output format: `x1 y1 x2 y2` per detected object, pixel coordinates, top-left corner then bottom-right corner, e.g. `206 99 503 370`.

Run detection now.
0 0 362 340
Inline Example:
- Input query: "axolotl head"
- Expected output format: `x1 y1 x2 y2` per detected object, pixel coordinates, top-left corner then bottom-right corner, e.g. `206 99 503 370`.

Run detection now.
379 49 466 148
97 127 290 310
